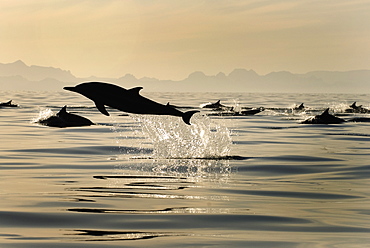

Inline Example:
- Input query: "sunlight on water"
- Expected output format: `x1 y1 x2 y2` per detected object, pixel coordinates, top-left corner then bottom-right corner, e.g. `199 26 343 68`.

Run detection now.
328 102 348 113
131 113 232 159
31 108 54 123
232 99 242 112
108 114 235 182
114 158 234 185
2 92 370 248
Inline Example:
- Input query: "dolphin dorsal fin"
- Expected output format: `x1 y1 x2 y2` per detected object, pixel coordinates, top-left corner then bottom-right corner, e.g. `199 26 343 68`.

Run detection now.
57 105 67 116
350 102 357 108
216 100 221 104
6 100 12 104
95 101 110 116
128 87 143 94
322 108 330 116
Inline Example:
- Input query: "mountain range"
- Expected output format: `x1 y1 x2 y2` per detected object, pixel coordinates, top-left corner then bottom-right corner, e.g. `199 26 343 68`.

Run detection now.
1 60 369 93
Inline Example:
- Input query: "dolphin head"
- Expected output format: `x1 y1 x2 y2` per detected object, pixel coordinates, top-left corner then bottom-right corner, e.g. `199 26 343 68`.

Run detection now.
63 82 127 117
63 85 89 97
63 82 108 100
63 84 90 95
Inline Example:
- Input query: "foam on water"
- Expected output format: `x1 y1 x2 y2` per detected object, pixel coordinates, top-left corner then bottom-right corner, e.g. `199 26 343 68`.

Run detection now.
130 113 233 159
31 108 55 123
330 102 351 113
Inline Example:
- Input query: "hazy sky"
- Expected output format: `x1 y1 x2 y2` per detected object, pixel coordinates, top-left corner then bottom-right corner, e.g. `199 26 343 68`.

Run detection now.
1 0 369 80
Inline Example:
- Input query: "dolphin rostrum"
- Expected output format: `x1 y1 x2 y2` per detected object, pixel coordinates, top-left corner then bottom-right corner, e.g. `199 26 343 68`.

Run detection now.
64 82 199 125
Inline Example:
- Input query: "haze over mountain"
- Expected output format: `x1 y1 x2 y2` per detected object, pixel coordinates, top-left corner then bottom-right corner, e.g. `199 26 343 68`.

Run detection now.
0 60 369 93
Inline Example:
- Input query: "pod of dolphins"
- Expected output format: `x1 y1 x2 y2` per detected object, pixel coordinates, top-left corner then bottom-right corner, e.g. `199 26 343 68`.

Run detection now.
2 82 370 127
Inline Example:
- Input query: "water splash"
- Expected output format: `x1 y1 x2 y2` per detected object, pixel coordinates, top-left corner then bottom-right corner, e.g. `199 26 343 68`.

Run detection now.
31 108 54 123
232 98 241 112
131 113 233 159
330 102 352 113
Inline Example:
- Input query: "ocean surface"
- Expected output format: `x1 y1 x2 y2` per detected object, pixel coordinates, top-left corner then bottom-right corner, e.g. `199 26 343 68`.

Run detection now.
1 90 370 248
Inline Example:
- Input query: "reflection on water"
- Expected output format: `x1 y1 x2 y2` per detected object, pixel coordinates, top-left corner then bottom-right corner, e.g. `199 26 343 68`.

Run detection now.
115 158 235 183
70 229 191 241
1 91 370 247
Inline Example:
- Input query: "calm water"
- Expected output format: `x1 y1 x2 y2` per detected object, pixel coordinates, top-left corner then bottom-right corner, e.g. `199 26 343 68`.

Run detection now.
1 91 370 248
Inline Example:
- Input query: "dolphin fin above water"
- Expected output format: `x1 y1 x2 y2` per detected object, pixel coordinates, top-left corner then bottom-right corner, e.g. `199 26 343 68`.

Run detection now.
0 99 18 107
128 87 143 94
321 108 330 116
38 105 94 127
301 108 345 124
56 105 68 116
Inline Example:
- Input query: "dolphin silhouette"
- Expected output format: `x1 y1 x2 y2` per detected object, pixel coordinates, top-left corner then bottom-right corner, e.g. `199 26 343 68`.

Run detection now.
301 108 345 124
38 105 94 127
64 82 199 125
0 100 18 107
294 103 305 110
345 102 369 113
201 100 233 110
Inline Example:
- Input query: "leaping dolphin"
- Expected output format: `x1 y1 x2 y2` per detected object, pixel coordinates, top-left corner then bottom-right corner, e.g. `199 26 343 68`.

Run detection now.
64 82 199 125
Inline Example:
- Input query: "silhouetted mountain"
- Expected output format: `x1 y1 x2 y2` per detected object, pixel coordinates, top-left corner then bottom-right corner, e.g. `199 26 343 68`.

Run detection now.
228 69 259 81
0 60 76 82
0 60 369 93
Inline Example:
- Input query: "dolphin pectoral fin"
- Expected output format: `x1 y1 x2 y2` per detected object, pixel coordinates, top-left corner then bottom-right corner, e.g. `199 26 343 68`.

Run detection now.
128 87 143 94
95 102 110 116
182 110 199 125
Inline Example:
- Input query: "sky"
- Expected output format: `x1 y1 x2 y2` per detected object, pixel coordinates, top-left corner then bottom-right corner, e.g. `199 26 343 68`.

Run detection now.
1 0 370 80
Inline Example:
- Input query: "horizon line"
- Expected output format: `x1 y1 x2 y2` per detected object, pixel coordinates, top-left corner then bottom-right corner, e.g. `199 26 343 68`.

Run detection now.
2 59 370 81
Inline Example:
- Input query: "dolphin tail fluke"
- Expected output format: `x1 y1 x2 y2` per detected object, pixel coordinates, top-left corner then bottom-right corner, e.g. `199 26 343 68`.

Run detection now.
182 110 199 125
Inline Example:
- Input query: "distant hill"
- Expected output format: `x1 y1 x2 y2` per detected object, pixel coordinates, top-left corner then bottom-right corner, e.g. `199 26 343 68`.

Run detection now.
0 60 369 93
0 60 76 82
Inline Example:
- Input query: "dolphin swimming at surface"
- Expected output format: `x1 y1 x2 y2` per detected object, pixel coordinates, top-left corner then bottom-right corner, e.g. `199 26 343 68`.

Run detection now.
201 100 233 111
0 100 18 107
301 108 345 124
38 105 94 127
294 103 305 111
64 82 199 125
345 102 369 113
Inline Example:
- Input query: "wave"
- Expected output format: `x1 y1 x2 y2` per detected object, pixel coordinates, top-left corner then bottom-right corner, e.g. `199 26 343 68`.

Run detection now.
69 229 190 241
326 132 370 137
128 155 249 160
